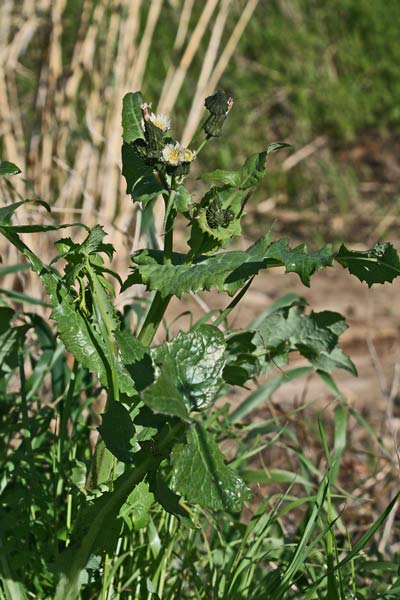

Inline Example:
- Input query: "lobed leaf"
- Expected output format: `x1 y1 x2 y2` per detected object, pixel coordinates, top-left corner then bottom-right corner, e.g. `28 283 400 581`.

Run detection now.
335 242 400 286
171 423 252 512
126 235 335 298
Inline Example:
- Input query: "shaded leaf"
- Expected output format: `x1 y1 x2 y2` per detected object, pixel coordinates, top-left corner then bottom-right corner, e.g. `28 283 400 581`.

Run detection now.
98 401 139 463
142 364 190 421
122 143 165 206
149 472 194 527
171 424 251 512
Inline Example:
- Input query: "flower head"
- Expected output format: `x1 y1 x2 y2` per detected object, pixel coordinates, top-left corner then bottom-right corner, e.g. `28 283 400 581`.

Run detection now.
183 148 196 163
162 142 185 166
148 112 171 132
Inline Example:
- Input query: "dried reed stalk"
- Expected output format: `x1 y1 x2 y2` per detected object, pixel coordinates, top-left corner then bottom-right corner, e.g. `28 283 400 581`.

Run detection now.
0 0 258 298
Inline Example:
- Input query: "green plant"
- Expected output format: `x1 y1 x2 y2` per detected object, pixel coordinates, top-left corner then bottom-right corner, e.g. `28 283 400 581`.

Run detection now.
1 91 400 599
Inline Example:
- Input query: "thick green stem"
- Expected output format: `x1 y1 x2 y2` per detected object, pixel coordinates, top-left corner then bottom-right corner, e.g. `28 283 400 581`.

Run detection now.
137 291 171 347
137 184 177 347
54 422 184 600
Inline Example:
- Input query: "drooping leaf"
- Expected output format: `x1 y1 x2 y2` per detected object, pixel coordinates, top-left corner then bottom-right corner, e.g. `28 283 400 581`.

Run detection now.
335 242 400 286
121 143 165 206
0 160 21 177
125 235 335 298
122 92 145 144
98 401 139 463
171 423 251 512
149 472 194 527
255 303 356 375
119 481 154 530
0 199 50 224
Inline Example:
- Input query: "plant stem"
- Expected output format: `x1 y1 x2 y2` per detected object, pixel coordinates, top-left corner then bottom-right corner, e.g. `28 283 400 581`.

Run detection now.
54 421 184 600
213 277 255 327
137 291 171 347
137 183 177 347
59 359 78 453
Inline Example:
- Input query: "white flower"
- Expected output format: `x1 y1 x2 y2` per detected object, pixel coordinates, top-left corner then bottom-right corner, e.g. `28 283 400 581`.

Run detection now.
162 142 185 166
148 112 171 132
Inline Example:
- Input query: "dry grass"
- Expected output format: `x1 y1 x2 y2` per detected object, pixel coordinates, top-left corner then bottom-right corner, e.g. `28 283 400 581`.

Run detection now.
0 0 259 295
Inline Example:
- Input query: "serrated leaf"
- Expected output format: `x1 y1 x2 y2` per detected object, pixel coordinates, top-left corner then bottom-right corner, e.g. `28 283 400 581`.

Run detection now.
126 236 335 298
80 225 113 258
50 285 106 376
122 143 165 206
171 424 251 512
98 401 139 463
115 330 146 364
0 160 22 177
122 92 145 144
119 481 154 530
335 242 400 286
265 238 334 286
200 144 290 189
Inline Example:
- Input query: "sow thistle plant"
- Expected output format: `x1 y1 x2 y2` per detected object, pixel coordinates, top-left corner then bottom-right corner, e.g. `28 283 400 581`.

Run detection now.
0 90 400 599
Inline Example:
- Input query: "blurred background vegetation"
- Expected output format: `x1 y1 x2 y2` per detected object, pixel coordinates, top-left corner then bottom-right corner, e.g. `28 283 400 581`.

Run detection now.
1 0 399 253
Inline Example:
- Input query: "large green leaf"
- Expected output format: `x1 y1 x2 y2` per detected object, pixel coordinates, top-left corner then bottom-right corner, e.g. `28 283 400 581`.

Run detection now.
125 235 335 298
50 285 107 376
335 242 400 286
0 160 21 177
122 92 145 144
121 143 165 206
171 423 251 512
142 326 225 418
153 326 226 410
